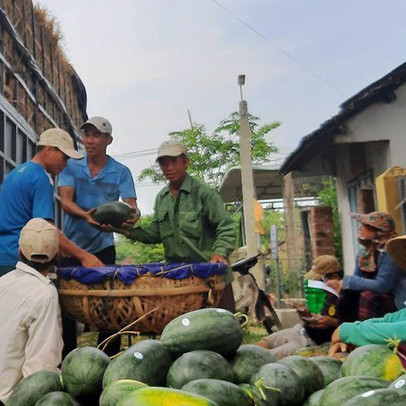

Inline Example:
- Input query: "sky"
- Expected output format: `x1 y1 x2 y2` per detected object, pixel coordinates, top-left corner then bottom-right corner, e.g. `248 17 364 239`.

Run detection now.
36 0 406 213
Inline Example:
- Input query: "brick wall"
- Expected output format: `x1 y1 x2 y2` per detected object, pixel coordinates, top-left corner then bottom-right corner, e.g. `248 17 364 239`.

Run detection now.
309 206 335 257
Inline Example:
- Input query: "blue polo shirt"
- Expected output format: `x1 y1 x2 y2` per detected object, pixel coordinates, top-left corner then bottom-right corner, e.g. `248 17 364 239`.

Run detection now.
58 156 136 254
0 162 54 266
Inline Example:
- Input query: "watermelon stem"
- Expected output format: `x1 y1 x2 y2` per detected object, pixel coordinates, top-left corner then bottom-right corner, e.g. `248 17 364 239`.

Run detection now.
386 335 401 354
234 311 249 328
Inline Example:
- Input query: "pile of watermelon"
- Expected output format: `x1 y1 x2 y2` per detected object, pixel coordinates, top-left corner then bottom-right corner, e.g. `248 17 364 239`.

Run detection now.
6 308 406 405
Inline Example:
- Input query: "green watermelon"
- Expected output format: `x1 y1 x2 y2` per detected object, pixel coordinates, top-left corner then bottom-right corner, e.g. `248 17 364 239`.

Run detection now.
166 350 234 389
92 201 132 227
319 376 389 406
230 344 276 384
61 346 110 402
116 387 219 406
102 339 172 388
342 388 406 405
99 379 148 406
303 388 324 406
34 391 80 405
251 362 305 406
307 356 342 387
160 308 242 357
278 355 324 397
340 345 404 381
181 378 251 406
7 370 62 406
389 373 406 395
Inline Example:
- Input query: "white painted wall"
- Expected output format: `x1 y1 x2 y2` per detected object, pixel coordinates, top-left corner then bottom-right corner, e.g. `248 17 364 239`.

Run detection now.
334 84 406 274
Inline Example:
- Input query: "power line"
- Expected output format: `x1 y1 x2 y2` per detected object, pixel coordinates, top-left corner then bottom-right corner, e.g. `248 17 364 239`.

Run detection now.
208 0 348 98
112 148 157 161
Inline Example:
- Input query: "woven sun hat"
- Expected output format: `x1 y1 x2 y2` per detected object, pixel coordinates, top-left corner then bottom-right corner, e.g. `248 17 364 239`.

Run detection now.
304 255 341 280
386 235 406 271
349 211 395 232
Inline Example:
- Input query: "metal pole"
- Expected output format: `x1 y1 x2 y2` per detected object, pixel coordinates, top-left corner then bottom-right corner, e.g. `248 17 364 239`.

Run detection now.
271 224 282 307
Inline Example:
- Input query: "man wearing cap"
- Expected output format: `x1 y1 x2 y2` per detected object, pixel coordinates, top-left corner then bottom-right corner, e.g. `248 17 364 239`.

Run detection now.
0 128 103 276
58 116 138 265
120 139 236 311
58 116 138 356
254 255 344 359
0 219 63 403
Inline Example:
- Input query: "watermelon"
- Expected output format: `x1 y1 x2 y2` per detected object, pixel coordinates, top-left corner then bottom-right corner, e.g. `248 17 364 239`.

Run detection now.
389 373 406 395
251 362 305 406
319 376 389 406
92 201 132 227
99 379 148 406
278 355 324 397
166 350 234 389
102 339 172 388
294 342 330 357
307 356 342 387
34 391 80 405
303 388 324 406
160 308 242 357
61 346 110 402
6 370 62 406
340 344 404 381
181 378 251 406
342 388 406 405
116 387 219 406
230 344 276 384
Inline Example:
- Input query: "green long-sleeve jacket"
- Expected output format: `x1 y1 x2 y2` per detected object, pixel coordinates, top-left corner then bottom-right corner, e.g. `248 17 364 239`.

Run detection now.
128 174 236 269
340 308 406 346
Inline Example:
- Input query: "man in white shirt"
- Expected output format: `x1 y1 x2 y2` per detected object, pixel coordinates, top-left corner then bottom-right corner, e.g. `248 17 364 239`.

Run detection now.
0 218 63 404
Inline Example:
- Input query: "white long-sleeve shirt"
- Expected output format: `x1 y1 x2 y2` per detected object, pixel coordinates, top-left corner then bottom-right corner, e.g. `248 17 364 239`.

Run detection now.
0 261 63 403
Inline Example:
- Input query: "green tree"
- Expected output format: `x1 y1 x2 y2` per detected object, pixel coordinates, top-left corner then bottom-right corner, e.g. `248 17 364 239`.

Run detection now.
139 112 280 188
115 215 164 263
317 177 342 263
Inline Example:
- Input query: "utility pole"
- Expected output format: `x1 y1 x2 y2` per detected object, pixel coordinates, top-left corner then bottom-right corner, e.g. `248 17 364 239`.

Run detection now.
238 75 264 288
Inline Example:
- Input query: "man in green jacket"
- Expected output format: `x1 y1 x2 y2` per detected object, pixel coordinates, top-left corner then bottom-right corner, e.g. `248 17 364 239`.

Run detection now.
122 140 236 310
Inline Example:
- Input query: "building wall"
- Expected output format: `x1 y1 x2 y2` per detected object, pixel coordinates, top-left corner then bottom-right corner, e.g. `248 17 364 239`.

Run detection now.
334 84 406 274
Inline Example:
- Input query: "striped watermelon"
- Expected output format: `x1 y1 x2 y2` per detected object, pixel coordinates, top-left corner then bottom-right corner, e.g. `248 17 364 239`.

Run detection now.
340 345 404 381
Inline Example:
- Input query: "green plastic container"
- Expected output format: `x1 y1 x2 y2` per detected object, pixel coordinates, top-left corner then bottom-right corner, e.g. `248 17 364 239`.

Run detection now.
304 279 327 314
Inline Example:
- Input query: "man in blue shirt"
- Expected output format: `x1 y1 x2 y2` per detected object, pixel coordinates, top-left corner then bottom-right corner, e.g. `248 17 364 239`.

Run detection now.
58 116 138 264
58 116 138 356
0 128 103 276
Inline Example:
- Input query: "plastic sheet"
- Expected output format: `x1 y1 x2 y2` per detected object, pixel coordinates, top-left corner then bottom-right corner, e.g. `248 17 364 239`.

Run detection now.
57 262 227 285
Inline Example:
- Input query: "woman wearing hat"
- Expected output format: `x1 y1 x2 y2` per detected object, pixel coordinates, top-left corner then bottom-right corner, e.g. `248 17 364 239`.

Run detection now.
327 211 406 320
254 255 343 359
329 233 406 357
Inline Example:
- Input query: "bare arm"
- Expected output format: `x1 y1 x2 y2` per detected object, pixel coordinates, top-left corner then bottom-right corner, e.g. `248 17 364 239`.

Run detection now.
57 229 104 267
59 186 100 227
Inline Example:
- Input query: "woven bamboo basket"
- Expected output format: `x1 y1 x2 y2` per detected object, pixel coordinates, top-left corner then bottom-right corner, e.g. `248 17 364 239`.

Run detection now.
57 272 226 334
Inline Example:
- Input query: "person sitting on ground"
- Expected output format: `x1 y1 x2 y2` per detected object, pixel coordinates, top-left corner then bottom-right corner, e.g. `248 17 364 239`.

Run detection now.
254 255 343 360
0 219 63 404
326 211 406 320
329 232 406 356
